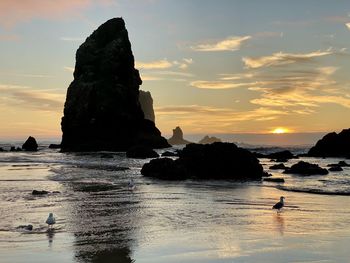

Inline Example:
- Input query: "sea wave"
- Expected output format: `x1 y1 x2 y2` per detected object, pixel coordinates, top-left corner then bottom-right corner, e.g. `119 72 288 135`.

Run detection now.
276 185 350 196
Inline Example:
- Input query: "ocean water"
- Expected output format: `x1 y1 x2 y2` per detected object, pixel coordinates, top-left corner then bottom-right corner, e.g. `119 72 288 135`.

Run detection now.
0 143 350 262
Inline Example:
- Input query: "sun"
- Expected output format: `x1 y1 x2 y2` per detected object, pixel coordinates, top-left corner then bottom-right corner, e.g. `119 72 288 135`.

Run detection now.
272 128 289 134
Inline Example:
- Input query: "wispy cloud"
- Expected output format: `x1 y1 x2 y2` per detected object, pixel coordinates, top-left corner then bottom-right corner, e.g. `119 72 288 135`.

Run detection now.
136 58 193 71
0 72 54 78
0 84 64 112
136 59 173 70
190 80 255 89
242 49 333 69
155 105 288 133
191 36 251 52
346 23 350 30
63 66 75 73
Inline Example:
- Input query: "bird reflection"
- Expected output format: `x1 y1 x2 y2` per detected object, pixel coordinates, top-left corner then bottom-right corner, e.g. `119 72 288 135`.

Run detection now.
273 213 285 236
46 229 55 247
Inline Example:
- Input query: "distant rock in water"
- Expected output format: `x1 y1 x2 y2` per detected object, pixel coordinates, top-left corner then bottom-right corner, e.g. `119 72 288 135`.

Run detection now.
167 126 192 145
60 18 169 151
49 144 61 149
139 90 155 123
126 145 159 159
308 129 350 157
198 135 222 144
22 136 38 151
141 142 266 180
283 161 328 175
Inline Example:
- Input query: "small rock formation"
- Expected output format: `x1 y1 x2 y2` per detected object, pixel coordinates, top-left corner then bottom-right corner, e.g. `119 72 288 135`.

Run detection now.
60 18 169 151
198 135 222 144
263 177 285 183
161 151 178 157
267 150 295 160
141 158 188 180
0 147 4 152
329 166 343 172
269 163 286 170
22 136 38 151
49 144 61 149
283 161 328 175
17 225 33 231
308 129 350 157
167 126 191 145
32 190 49 195
141 142 266 180
139 90 155 123
126 145 159 159
327 161 350 167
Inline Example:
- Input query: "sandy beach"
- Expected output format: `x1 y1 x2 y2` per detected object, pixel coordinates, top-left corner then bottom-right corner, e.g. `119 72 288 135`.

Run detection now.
1 148 350 263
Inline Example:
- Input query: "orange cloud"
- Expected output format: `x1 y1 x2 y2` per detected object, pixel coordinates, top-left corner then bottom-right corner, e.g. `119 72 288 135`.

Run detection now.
191 36 251 52
0 0 112 28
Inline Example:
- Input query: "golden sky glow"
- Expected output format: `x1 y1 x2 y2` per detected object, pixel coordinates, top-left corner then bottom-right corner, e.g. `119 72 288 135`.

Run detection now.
271 128 289 134
1 1 350 140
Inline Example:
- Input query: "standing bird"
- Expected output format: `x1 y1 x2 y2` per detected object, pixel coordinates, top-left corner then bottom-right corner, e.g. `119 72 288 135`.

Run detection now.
46 213 56 228
128 179 136 191
272 196 285 212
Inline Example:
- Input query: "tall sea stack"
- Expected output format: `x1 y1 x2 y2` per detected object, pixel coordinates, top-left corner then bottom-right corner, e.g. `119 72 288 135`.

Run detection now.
61 18 169 151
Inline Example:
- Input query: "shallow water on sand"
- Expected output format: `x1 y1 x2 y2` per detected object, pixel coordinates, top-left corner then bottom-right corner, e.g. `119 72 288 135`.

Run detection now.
0 147 350 262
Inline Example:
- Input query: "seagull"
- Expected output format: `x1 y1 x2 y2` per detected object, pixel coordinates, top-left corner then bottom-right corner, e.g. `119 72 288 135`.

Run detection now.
46 213 56 228
128 179 136 191
272 196 285 212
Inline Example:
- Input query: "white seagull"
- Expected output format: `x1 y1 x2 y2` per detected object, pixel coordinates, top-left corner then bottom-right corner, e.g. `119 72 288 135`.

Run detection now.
272 196 285 212
46 213 56 228
128 179 136 191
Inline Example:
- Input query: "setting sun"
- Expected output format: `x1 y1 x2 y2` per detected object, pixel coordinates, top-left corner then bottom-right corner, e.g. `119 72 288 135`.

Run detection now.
272 128 289 134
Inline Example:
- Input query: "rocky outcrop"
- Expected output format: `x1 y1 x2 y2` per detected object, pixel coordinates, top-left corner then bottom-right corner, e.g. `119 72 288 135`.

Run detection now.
60 18 169 151
283 161 328 175
308 129 350 157
22 136 38 151
141 158 188 180
126 145 159 159
139 90 155 123
161 151 178 157
269 163 286 170
268 150 295 160
167 126 191 145
141 142 266 180
263 177 285 183
198 135 222 144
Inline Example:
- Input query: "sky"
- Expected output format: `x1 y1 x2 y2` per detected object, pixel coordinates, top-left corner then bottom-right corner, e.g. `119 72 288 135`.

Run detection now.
1 0 350 140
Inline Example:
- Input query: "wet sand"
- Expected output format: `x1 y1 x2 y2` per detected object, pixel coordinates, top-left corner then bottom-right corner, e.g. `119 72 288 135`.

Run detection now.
0 150 350 262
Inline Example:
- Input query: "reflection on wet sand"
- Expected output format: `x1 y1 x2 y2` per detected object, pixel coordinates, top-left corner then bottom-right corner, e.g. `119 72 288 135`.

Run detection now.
62 169 138 263
273 213 285 236
47 229 55 247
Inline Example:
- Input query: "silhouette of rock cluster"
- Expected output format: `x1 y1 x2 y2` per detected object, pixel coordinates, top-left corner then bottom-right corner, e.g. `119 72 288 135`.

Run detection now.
308 129 350 157
167 126 192 145
198 135 222 144
141 142 266 180
61 18 169 151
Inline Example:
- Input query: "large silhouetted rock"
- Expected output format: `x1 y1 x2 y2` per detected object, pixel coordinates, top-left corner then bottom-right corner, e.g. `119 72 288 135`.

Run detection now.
60 18 169 151
308 129 350 157
141 142 265 180
198 135 222 144
167 126 191 145
22 136 38 151
139 90 155 123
